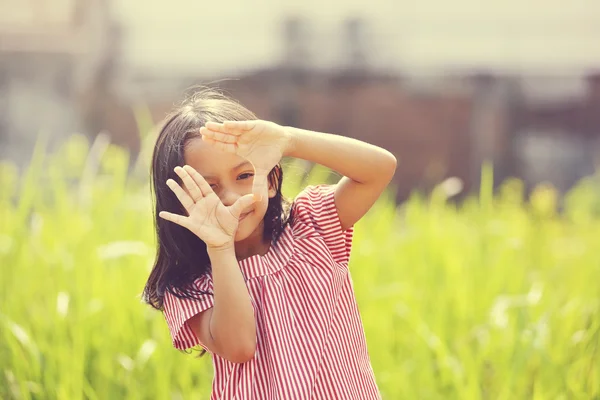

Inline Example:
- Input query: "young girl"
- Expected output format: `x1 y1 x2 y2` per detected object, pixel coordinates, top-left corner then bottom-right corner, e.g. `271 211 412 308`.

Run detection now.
143 88 397 399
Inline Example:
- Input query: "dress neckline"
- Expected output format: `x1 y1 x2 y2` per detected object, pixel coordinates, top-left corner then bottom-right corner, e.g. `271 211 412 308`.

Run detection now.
237 224 295 280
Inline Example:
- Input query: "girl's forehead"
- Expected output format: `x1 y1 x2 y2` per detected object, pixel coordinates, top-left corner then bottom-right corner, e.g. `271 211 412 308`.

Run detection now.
183 137 248 177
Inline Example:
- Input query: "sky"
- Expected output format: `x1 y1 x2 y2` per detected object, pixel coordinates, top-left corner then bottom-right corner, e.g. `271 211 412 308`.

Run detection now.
110 0 600 76
1 0 598 75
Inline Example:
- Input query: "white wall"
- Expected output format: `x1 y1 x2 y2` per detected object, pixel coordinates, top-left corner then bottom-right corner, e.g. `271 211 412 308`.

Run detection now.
111 0 600 76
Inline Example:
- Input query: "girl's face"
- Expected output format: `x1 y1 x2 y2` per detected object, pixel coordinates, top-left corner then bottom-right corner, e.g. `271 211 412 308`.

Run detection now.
183 137 275 242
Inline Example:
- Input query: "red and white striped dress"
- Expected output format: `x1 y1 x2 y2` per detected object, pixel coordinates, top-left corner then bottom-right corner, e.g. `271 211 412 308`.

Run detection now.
163 184 381 399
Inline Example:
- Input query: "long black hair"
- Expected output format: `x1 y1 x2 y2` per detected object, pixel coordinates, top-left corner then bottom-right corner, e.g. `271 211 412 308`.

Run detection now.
142 88 293 311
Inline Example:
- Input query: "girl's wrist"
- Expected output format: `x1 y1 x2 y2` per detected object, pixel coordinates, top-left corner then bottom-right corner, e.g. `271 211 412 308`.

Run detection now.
207 242 235 258
282 126 297 158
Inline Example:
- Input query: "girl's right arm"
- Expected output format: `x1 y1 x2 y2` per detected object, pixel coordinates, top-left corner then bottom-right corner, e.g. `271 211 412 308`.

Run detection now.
188 245 256 363
159 165 257 363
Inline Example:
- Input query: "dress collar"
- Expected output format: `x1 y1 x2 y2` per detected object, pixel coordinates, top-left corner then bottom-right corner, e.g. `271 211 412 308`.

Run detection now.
238 224 295 280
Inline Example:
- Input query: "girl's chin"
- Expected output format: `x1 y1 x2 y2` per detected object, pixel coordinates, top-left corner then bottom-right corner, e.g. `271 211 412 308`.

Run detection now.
234 229 248 242
234 220 257 242
234 210 266 242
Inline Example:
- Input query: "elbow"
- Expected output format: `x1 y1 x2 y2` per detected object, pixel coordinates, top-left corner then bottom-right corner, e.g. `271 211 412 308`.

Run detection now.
210 311 257 363
226 339 256 364
218 330 256 363
382 150 397 182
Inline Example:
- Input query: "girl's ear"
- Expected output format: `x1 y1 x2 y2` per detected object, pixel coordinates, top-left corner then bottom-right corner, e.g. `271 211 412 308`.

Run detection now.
267 164 282 199
268 185 277 199
267 173 277 199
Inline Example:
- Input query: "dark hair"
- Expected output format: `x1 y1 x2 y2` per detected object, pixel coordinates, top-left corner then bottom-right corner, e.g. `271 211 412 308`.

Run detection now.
142 88 293 312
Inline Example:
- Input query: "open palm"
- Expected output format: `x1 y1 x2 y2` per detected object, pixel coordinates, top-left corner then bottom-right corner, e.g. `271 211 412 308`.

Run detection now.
159 165 256 248
200 120 291 199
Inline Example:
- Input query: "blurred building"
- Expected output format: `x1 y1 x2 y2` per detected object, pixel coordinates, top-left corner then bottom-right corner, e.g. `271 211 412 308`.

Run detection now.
1 0 599 201
118 14 599 200
0 0 118 163
167 68 599 200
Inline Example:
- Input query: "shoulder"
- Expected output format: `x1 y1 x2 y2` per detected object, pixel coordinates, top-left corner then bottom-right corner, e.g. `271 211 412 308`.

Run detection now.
290 184 354 264
162 275 214 320
164 274 214 304
292 184 337 221
162 274 215 350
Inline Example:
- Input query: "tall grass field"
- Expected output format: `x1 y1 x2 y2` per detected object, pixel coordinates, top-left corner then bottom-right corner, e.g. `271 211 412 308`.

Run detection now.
1 131 599 399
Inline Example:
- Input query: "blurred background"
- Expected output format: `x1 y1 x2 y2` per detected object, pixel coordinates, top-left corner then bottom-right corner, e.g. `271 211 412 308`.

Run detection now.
2 0 599 199
2 1 600 399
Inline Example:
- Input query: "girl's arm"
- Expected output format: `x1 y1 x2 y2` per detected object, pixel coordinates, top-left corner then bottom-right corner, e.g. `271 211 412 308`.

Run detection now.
160 165 256 363
188 245 256 363
285 127 397 230
201 121 397 231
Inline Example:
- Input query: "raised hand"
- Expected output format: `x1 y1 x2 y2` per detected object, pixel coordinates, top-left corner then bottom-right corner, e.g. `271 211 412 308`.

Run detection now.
199 120 292 200
159 165 256 249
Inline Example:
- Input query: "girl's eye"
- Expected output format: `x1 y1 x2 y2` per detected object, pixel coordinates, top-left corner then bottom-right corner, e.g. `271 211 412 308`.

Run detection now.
209 183 218 189
238 173 254 180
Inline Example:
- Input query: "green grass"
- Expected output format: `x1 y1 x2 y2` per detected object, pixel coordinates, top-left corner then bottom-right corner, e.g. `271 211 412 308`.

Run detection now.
1 133 599 399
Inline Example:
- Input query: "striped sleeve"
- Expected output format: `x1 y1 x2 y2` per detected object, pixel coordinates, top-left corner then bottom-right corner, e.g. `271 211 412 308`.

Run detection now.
162 275 214 351
292 184 354 264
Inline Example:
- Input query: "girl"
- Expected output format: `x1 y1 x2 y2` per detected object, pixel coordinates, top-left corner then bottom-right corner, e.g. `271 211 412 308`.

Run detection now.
143 88 397 399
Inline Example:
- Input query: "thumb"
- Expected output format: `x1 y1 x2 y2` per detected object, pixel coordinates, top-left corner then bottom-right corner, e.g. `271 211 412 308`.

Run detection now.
252 171 269 202
229 193 257 219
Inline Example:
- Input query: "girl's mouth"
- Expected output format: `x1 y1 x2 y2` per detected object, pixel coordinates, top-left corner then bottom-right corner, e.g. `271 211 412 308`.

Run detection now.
240 211 252 220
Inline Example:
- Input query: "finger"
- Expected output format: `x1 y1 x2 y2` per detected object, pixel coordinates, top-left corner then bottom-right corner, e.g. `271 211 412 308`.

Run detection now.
182 165 212 196
252 171 270 202
202 136 237 153
166 178 195 212
204 121 225 131
223 120 256 132
174 166 203 202
204 122 243 136
159 210 191 230
229 193 257 218
199 127 238 143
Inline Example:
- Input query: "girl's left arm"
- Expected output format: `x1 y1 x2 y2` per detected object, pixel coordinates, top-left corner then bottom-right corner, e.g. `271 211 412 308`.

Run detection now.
284 127 397 231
